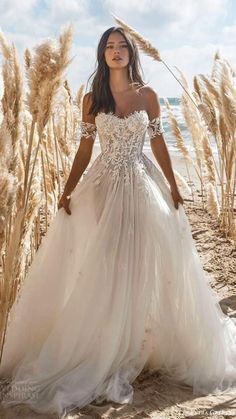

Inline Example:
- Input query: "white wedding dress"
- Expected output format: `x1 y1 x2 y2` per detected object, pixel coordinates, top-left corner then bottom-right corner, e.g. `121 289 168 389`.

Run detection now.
1 109 236 418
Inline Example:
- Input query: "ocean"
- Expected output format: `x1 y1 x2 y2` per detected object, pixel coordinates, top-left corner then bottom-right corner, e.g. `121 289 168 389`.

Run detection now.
157 98 218 157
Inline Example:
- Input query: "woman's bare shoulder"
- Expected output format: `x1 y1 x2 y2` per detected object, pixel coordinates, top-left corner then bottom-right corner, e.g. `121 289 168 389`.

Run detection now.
139 85 161 117
140 85 159 100
82 92 95 124
83 92 93 106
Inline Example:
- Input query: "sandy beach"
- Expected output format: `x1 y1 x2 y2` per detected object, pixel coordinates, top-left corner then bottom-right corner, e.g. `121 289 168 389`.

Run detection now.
0 147 235 419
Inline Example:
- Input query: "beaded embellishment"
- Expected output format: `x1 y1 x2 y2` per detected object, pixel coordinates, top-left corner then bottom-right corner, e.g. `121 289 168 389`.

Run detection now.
80 121 97 141
147 116 165 139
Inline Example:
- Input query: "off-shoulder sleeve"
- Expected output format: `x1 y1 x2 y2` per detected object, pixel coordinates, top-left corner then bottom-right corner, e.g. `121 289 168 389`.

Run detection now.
147 115 165 140
78 121 97 141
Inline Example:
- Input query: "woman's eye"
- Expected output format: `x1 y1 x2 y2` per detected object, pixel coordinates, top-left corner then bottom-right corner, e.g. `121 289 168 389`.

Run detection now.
105 44 128 49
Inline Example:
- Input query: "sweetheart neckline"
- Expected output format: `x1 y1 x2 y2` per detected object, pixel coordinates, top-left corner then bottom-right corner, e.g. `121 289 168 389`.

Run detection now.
96 109 148 121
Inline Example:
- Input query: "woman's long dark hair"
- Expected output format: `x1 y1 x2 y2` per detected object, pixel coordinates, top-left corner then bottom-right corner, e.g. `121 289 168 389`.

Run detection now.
86 27 146 116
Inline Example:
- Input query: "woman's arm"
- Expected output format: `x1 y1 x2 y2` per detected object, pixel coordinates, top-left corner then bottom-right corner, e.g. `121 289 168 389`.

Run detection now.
58 93 97 214
144 87 184 209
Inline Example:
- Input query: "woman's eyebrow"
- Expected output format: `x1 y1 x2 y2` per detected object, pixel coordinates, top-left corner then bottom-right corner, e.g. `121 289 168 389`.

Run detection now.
106 40 127 44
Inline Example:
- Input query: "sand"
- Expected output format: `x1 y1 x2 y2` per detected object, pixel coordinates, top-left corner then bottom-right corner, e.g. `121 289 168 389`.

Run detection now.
0 148 235 419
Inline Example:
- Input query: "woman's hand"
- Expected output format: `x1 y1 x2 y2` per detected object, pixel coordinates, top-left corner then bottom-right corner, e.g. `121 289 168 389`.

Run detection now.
170 187 184 209
58 194 72 215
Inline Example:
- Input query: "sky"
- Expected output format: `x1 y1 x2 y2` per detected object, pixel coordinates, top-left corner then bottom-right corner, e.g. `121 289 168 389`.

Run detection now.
0 0 236 98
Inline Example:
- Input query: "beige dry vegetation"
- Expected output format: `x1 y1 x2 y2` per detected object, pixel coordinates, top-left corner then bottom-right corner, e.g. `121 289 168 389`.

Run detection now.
0 25 84 364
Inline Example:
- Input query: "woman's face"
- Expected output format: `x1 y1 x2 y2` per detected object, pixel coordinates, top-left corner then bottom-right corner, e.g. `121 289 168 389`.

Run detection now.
104 31 130 69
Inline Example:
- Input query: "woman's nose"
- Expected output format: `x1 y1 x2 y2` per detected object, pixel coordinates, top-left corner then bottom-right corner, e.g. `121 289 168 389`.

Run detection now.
114 45 122 52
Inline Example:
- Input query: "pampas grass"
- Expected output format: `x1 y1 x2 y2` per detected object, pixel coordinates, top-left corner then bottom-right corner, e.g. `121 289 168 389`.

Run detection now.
0 26 76 364
166 59 235 240
76 83 85 113
164 99 196 203
176 57 235 240
111 14 161 62
0 32 24 360
206 182 220 218
173 169 192 195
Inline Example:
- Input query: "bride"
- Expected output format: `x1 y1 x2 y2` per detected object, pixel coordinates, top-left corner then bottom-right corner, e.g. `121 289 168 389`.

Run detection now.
1 26 236 418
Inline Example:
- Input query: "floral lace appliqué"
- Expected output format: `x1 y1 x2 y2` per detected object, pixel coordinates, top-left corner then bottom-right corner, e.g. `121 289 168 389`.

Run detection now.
79 121 97 141
94 111 148 184
80 111 160 202
147 116 165 140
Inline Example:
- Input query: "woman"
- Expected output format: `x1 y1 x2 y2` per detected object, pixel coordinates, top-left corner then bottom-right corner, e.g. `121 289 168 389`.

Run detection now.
1 26 236 418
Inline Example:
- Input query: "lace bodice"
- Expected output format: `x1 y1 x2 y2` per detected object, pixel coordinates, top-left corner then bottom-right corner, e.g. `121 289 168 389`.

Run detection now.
78 110 165 183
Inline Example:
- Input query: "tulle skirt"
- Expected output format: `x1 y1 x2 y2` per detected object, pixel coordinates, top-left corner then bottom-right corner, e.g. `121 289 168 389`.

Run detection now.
1 152 236 417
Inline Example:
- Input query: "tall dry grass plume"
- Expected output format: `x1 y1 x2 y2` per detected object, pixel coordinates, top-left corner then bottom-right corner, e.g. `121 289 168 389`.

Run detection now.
0 26 79 363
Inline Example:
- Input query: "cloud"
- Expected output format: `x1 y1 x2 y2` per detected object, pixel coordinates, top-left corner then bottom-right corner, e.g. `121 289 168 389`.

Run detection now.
222 22 236 42
105 0 229 31
0 0 36 16
47 0 89 20
0 0 235 98
105 0 231 46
